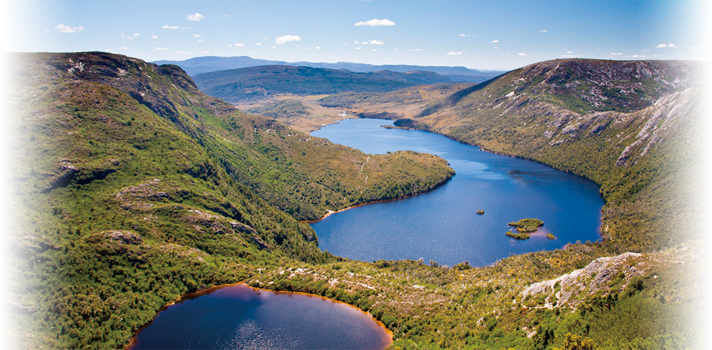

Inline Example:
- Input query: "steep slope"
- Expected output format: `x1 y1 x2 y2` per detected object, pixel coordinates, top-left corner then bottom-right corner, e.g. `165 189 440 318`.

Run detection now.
404 59 705 250
7 52 453 348
192 65 451 102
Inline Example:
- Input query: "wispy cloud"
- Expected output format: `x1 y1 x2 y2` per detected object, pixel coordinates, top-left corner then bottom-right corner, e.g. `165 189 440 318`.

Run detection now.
200 51 209 54
127 33 140 39
540 30 548 33
118 47 129 50
152 35 158 39
354 19 395 27
690 42 712 50
567 51 572 54
194 34 201 37
162 25 179 29
491 40 499 43
656 43 676 48
175 51 192 54
356 47 362 50
411 48 424 51
229 43 245 47
355 40 384 45
372 49 378 51
255 42 262 46
155 47 168 51
448 51 463 55
315 46 321 49
186 13 204 22
610 52 623 56
517 52 526 56
55 24 84 33
275 35 301 44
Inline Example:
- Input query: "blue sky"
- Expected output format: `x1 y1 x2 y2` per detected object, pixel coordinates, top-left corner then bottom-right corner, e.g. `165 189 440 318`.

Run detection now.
6 0 709 70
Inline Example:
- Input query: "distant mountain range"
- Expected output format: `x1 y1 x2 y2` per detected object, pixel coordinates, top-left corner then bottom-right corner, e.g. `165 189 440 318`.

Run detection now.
192 65 451 103
153 56 505 83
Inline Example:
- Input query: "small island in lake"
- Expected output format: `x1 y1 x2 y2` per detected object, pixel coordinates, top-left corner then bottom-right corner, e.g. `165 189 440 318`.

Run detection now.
506 231 531 240
546 233 556 240
476 210 485 215
506 218 545 240
508 218 544 233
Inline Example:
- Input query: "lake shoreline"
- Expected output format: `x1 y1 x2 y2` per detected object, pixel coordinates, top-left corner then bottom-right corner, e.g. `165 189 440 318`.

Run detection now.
126 282 393 350
301 174 453 224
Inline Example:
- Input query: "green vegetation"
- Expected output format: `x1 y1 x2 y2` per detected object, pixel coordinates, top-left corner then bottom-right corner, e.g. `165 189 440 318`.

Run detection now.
8 52 453 349
8 53 703 349
509 218 544 233
246 99 312 120
413 58 703 253
193 65 449 103
547 233 557 240
506 231 531 240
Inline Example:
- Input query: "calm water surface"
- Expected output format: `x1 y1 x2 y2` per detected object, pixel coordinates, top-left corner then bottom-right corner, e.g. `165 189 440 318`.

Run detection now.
130 284 391 350
311 119 603 266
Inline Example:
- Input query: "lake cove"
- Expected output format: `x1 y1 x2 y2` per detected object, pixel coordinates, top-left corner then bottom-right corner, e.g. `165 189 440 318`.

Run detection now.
129 283 392 349
311 119 604 266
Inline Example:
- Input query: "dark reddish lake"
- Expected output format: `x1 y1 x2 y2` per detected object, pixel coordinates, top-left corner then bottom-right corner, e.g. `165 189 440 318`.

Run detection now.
129 283 391 350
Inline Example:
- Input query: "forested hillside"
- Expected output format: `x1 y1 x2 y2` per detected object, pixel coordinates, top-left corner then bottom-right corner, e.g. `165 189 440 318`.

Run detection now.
6 52 452 348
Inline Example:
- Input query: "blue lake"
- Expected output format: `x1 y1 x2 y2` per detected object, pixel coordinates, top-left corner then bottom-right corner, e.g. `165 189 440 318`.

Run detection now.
311 118 604 266
130 284 391 350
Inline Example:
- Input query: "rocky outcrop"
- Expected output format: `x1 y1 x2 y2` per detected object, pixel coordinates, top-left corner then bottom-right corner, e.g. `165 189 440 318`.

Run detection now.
520 252 644 309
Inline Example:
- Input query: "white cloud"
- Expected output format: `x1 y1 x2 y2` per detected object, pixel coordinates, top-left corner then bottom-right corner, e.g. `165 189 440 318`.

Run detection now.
411 48 424 51
657 43 679 49
610 52 623 55
275 35 301 44
256 42 262 46
540 30 548 32
118 47 129 50
631 54 639 58
186 13 204 22
262 36 269 40
55 24 84 33
315 46 320 49
155 47 168 51
491 40 499 43
642 49 649 51
234 43 245 47
560 55 576 58
372 49 378 51
518 52 526 56
690 42 712 49
448 51 463 55
356 47 362 50
369 40 383 45
200 51 209 54
194 34 201 37
152 35 158 39
127 33 140 39
354 19 395 27
567 51 572 54
272 46 276 49
163 25 179 29
175 51 192 54
459 34 467 37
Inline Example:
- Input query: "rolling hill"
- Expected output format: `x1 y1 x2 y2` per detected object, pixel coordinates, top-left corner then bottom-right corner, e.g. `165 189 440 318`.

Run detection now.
192 65 452 103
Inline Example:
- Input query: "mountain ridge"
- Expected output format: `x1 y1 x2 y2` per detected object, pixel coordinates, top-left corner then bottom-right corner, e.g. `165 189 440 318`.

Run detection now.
192 64 452 103
153 55 505 82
